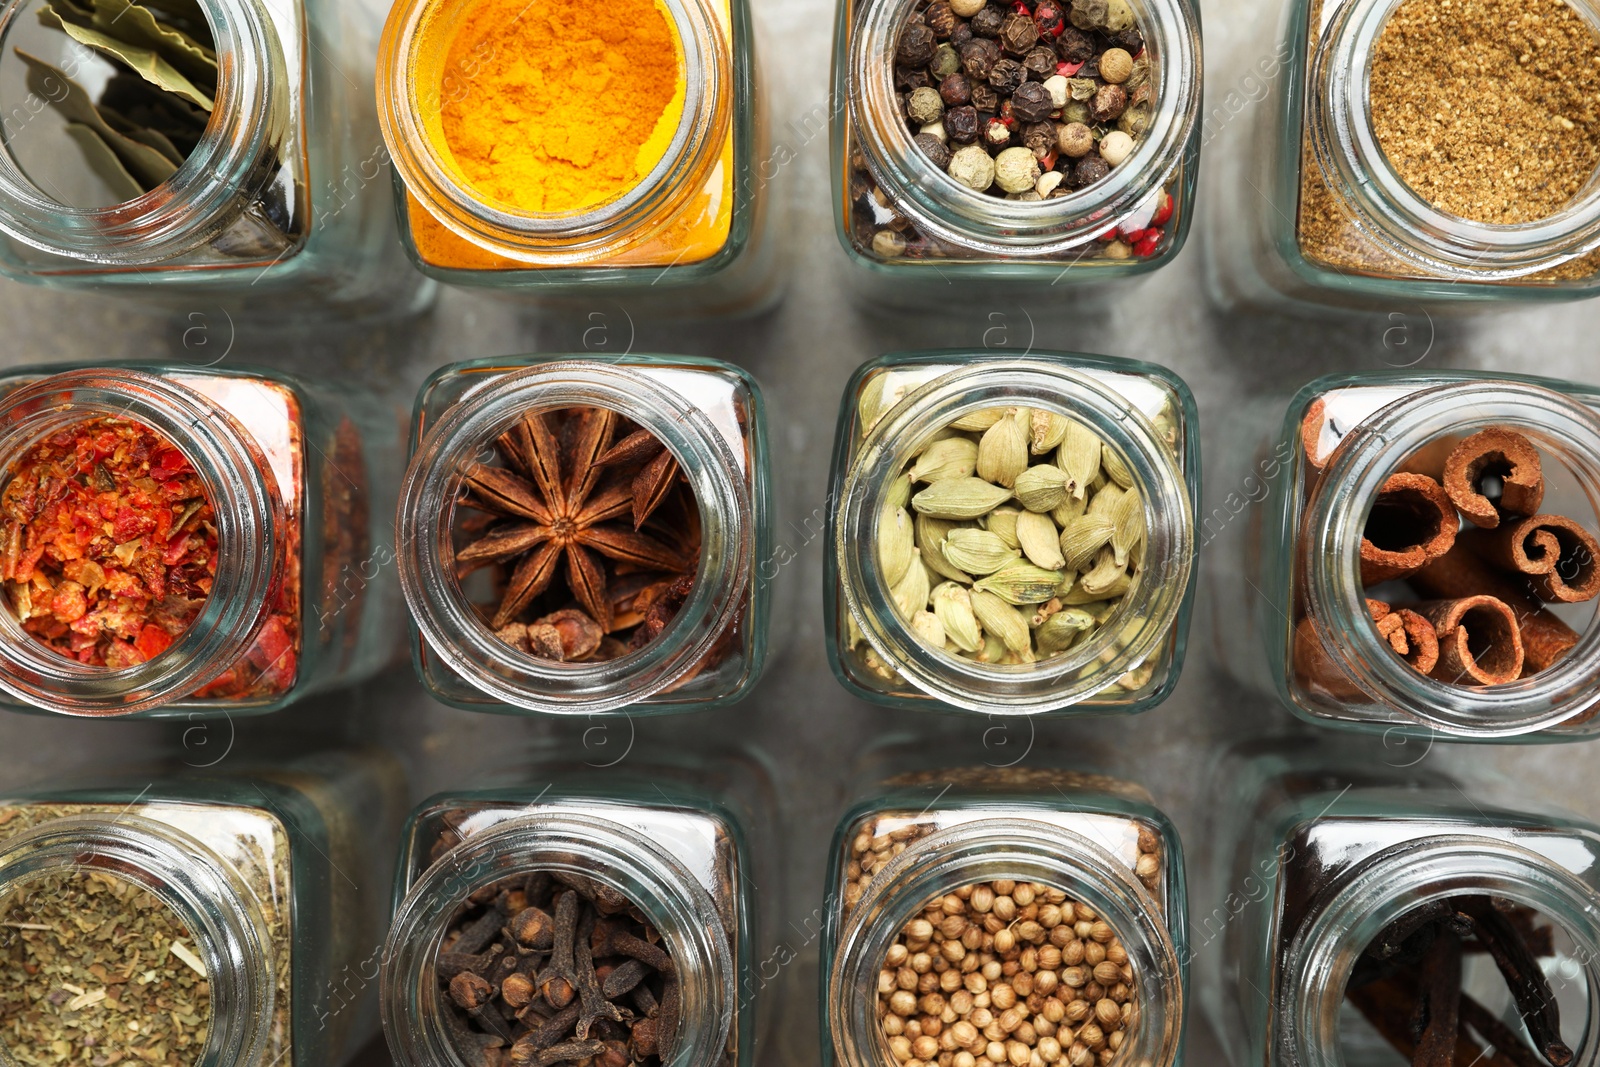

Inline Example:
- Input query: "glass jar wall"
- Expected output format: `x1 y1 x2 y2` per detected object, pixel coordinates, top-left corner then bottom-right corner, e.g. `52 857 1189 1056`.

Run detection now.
0 364 400 718
0 0 417 309
0 749 407 1067
825 350 1196 715
397 354 771 716
820 752 1188 1067
375 0 777 314
1204 0 1600 310
1208 370 1600 742
1199 736 1600 1067
379 746 777 1067
830 0 1201 305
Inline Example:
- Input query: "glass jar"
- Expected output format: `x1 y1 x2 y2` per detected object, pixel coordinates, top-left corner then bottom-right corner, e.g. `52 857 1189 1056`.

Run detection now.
1204 0 1600 310
375 0 777 315
825 350 1197 715
0 0 419 310
0 749 407 1067
397 354 770 715
1199 736 1600 1067
821 759 1188 1067
0 363 400 718
1209 370 1600 742
380 748 776 1067
830 0 1201 305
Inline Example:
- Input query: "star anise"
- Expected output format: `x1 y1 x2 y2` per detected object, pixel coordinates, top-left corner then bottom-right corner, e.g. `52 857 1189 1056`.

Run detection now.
455 407 689 634
595 429 680 530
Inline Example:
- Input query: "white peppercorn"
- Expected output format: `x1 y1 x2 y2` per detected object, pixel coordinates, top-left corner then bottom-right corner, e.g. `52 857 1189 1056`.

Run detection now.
873 230 909 259
909 86 946 125
1058 122 1094 158
1098 131 1134 167
948 145 996 190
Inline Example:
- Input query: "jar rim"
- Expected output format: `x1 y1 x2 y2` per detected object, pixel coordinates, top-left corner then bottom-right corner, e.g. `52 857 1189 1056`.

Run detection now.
1309 0 1600 276
846 0 1200 254
0 368 284 716
827 818 1183 1067
0 0 289 264
396 359 752 715
376 0 729 265
1302 380 1600 736
1284 833 1600 1067
836 356 1194 714
0 813 275 1067
381 810 735 1067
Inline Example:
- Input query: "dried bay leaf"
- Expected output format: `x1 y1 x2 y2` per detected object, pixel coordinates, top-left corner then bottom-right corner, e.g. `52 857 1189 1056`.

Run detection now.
88 0 217 82
15 50 178 191
59 122 145 200
38 5 214 110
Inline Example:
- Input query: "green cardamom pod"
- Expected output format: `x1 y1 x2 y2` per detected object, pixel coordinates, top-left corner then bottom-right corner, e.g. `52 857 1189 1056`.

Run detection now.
984 506 1021 549
1014 510 1065 570
910 609 946 649
891 550 932 622
909 437 979 483
1035 608 1097 654
1063 582 1125 605
1014 464 1071 513
951 407 1010 432
1110 486 1144 567
1030 410 1070 455
1059 515 1115 571
973 630 1007 664
933 581 984 652
912 477 1013 520
883 474 911 512
1087 481 1125 518
974 559 1066 605
1056 419 1102 501
971 589 1032 655
879 505 915 587
1118 660 1156 691
858 375 905 434
977 415 1029 489
918 516 974 584
942 528 1021 576
1078 546 1132 599
1051 493 1087 527
1152 409 1177 448
1101 445 1134 489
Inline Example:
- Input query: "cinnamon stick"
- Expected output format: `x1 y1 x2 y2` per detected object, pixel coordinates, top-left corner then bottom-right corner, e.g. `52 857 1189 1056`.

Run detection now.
1412 545 1580 674
1413 596 1524 686
1362 473 1458 584
1443 428 1545 530
1464 515 1600 604
1301 398 1331 473
1370 598 1441 676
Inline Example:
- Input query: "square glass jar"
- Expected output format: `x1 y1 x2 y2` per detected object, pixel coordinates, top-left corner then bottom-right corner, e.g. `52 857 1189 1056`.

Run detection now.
1199 736 1600 1067
0 363 401 718
0 0 420 311
0 749 407 1067
397 354 772 716
379 746 778 1067
1204 0 1600 311
820 754 1189 1067
825 349 1198 715
375 0 778 315
1209 370 1600 742
830 0 1202 305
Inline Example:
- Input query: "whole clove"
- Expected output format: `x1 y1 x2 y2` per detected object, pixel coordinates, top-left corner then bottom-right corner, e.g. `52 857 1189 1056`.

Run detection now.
434 863 678 1067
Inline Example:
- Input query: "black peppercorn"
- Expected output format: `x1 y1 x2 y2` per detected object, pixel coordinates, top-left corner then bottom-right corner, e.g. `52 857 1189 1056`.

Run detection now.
1022 120 1057 158
970 4 1005 37
988 57 1026 93
915 132 954 169
960 38 1000 80
1073 153 1110 186
1078 53 1100 79
896 66 934 91
1023 45 1058 79
1011 81 1054 122
1034 0 1067 37
898 23 937 67
1055 26 1095 63
1109 27 1143 54
1090 82 1128 122
924 1 958 37
971 82 999 112
998 11 1040 55
940 72 972 106
945 104 980 143
950 22 973 47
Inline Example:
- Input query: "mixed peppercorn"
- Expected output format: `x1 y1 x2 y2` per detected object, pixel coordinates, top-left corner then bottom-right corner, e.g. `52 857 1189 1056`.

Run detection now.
852 0 1174 263
0 418 217 670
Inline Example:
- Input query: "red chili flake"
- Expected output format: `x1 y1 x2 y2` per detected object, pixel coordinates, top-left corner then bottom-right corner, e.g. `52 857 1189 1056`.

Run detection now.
1057 60 1085 77
0 416 217 668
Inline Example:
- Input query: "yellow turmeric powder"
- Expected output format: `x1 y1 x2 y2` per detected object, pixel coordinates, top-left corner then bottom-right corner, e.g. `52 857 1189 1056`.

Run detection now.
436 0 685 215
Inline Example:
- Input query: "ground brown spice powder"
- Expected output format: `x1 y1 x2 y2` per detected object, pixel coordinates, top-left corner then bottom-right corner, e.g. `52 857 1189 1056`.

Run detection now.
1370 0 1600 224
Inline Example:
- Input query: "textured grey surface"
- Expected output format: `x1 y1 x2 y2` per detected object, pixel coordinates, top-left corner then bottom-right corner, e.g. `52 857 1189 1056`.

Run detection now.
1 0 1598 1064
